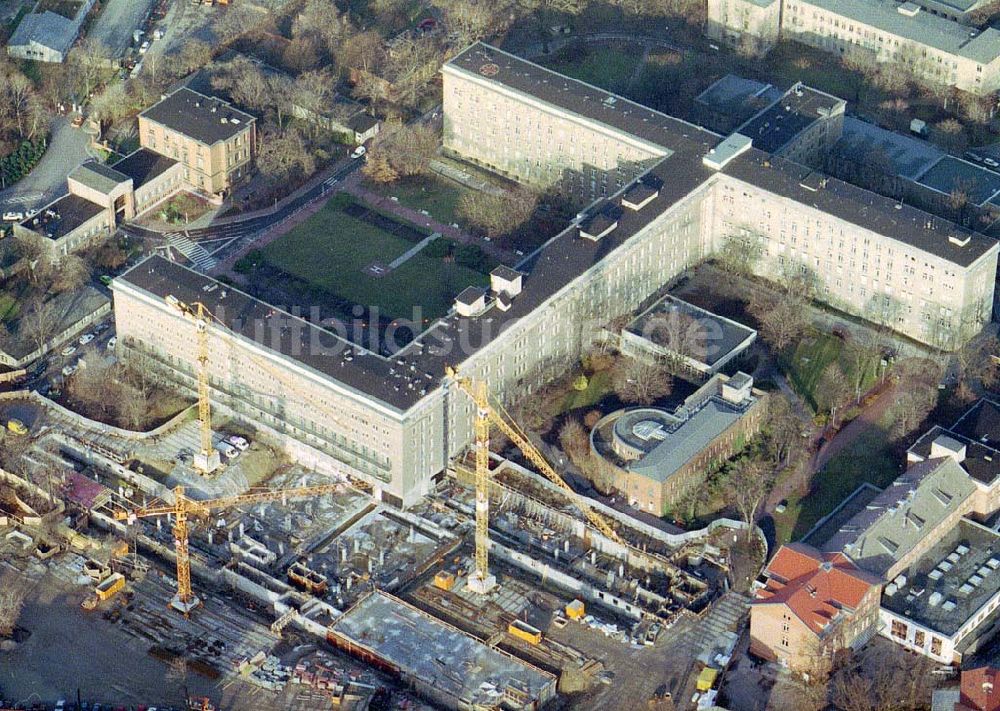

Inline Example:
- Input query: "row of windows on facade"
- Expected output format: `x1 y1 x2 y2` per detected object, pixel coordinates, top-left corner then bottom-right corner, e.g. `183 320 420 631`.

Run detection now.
144 328 396 456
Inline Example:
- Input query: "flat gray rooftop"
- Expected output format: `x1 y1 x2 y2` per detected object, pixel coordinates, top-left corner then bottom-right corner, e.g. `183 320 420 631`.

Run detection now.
329 591 555 707
917 155 1000 205
21 193 104 240
628 396 753 483
737 85 842 154
882 519 1000 637
838 117 944 180
626 294 756 368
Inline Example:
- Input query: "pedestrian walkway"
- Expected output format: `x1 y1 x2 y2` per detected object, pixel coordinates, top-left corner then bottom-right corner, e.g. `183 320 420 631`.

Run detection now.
166 231 217 271
388 232 440 269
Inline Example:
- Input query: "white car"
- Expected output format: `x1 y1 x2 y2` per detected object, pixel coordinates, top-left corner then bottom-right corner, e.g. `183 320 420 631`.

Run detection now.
139 41 150 54
214 441 238 458
79 333 95 345
61 364 78 377
2 211 24 222
351 145 367 159
60 345 77 357
106 336 117 350
226 435 250 451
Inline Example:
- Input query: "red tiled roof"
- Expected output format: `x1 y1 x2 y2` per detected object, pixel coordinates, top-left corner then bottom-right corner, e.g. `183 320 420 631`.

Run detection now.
754 544 881 636
962 667 1000 711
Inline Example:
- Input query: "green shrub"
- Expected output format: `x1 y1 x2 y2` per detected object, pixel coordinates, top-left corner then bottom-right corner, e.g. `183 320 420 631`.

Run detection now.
423 237 451 259
454 243 490 272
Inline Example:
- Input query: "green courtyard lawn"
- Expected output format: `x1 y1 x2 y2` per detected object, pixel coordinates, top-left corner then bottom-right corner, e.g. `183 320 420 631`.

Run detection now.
772 423 902 545
369 175 468 226
259 194 490 321
540 42 643 94
561 369 613 413
779 330 880 413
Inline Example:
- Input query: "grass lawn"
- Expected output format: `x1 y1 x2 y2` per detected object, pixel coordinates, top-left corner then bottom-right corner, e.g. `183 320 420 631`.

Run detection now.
779 330 879 412
772 423 902 545
561 370 613 413
0 292 19 324
541 42 643 94
260 195 489 321
369 175 468 226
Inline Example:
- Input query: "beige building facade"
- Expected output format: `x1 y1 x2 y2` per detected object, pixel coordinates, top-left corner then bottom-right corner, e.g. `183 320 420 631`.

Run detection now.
138 88 256 196
112 44 998 510
706 0 1000 94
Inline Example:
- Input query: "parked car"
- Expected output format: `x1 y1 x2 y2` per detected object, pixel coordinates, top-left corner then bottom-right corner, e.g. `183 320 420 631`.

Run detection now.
79 333 95 345
351 145 367 159
106 336 117 350
6 419 28 436
62 363 78 377
139 41 150 54
2 211 24 221
225 435 249 451
99 275 113 286
214 441 238 458
61 345 77 357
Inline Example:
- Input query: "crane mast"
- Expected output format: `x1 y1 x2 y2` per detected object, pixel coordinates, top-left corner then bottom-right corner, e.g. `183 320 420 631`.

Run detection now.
115 482 344 614
447 367 623 594
166 297 219 474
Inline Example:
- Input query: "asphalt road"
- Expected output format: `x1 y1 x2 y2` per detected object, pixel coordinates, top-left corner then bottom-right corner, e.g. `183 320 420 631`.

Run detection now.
88 0 157 58
0 118 94 213
125 155 364 266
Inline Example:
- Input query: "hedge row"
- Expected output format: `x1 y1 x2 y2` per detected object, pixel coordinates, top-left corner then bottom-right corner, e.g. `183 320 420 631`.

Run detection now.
1 137 47 186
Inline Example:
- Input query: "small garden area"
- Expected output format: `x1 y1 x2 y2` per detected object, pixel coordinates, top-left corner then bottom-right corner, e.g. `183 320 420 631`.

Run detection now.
772 421 902 545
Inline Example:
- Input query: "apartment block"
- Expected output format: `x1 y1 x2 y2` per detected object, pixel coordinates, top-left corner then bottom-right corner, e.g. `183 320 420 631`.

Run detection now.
707 0 1000 95
750 543 882 673
139 88 256 196
114 43 998 510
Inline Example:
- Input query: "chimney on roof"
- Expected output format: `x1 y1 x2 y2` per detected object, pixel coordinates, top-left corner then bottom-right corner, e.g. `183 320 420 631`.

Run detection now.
931 434 966 464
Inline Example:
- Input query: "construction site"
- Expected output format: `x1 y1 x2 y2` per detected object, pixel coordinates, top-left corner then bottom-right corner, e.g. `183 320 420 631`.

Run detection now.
0 293 759 710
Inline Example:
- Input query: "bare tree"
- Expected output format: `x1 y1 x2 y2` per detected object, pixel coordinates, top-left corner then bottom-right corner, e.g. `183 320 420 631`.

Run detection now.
51 254 91 294
211 56 270 115
730 459 773 538
748 289 809 352
67 38 113 99
19 299 60 353
0 570 30 638
716 231 765 276
291 69 334 139
456 188 538 239
819 362 852 422
558 418 589 461
612 359 672 405
256 127 315 181
764 394 802 466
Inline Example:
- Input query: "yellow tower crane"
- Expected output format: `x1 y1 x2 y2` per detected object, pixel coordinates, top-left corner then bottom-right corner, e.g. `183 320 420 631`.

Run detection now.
165 297 219 475
446 366 623 594
113 482 344 614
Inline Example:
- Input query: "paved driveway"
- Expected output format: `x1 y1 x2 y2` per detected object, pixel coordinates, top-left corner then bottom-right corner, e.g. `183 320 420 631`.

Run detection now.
0 117 94 213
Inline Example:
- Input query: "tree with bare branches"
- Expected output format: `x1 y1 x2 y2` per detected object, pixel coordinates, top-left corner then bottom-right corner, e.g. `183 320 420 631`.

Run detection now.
612 358 672 405
0 571 30 638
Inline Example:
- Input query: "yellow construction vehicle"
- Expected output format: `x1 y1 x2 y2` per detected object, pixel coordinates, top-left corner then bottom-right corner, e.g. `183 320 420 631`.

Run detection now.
113 482 344 614
446 366 625 594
